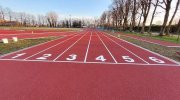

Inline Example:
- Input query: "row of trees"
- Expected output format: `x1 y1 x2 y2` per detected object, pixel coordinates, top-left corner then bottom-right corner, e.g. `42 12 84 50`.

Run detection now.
0 5 89 28
99 0 180 36
0 5 48 27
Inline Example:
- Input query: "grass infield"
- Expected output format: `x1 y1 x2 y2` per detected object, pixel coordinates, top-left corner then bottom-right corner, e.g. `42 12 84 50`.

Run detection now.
123 31 180 44
0 37 59 55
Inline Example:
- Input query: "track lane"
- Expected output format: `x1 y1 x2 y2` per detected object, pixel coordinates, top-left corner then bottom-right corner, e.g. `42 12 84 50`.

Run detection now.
0 32 80 60
103 32 178 65
86 31 115 63
55 32 91 62
26 32 87 61
97 31 148 64
0 31 75 40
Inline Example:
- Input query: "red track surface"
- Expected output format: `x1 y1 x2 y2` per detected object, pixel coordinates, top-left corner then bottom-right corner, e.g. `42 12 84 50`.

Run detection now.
0 29 63 34
116 32 180 47
0 31 76 40
0 29 180 100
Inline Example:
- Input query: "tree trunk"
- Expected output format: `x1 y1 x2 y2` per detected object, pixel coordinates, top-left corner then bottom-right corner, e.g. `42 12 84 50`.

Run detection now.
159 1 172 36
137 11 143 31
176 19 180 41
141 0 151 34
148 0 159 34
130 0 136 32
166 0 180 35
141 16 147 34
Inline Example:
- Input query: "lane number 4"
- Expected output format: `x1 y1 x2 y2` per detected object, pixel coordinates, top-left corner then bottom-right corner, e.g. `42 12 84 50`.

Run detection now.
96 55 106 62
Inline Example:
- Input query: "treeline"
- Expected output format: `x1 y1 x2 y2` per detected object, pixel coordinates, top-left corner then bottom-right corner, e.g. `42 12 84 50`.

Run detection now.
99 0 180 36
0 5 85 28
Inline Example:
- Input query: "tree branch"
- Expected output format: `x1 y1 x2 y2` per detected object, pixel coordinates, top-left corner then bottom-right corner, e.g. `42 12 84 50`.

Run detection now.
157 4 166 9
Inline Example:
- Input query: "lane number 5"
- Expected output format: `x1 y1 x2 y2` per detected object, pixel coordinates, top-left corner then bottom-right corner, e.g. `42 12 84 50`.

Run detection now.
122 56 135 63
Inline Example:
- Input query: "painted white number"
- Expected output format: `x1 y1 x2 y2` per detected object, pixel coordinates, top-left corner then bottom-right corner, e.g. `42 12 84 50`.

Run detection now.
96 55 106 62
36 54 52 60
122 56 135 63
12 53 26 59
149 57 165 64
66 54 77 61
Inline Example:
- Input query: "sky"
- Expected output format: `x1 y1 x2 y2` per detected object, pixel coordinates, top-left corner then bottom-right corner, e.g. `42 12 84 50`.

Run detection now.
0 0 179 24
0 0 111 18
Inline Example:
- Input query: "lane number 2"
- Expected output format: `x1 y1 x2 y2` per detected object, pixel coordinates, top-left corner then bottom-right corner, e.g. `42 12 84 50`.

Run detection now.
36 54 52 60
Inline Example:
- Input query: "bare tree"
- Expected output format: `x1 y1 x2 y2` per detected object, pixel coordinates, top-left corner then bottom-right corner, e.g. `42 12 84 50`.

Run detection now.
46 12 59 27
0 6 5 20
148 0 160 34
123 0 131 30
140 0 152 34
166 0 180 35
106 11 112 29
137 8 143 31
100 11 107 28
159 0 173 36
130 0 140 31
5 8 13 21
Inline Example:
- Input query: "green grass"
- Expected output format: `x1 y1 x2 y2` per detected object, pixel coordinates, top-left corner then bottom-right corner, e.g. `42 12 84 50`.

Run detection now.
120 31 180 44
151 35 180 44
0 37 58 55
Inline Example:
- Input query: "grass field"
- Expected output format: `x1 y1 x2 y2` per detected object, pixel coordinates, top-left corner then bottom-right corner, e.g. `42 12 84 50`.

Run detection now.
122 31 180 44
0 37 59 55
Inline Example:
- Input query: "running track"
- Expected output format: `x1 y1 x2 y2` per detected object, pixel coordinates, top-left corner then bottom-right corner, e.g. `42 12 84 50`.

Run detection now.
0 29 180 100
0 31 77 40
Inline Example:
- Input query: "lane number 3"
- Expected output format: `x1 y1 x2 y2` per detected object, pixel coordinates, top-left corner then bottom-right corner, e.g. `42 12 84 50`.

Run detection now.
66 54 77 61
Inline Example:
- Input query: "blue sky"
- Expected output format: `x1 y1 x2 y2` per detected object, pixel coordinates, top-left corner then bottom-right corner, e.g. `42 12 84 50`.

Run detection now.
0 0 111 18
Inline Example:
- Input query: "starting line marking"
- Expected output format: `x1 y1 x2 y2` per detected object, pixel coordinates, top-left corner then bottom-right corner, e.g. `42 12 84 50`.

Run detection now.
0 58 179 66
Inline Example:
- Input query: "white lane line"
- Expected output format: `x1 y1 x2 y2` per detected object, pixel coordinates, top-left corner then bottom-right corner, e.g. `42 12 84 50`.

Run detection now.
53 32 87 61
23 34 81 60
0 33 77 59
167 46 180 48
103 32 180 65
0 59 179 66
99 31 150 64
96 32 118 63
84 32 92 62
